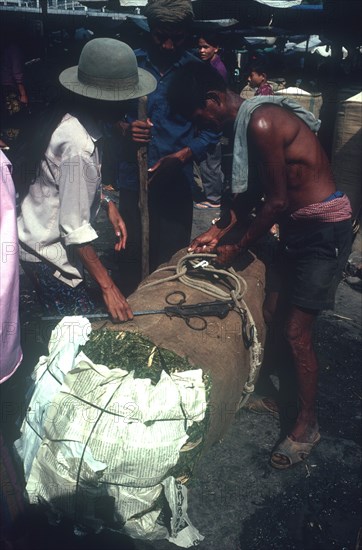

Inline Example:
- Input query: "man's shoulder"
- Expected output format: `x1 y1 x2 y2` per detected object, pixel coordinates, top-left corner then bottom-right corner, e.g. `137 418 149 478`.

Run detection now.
179 50 201 65
134 48 148 65
249 101 297 124
49 114 97 160
247 103 298 143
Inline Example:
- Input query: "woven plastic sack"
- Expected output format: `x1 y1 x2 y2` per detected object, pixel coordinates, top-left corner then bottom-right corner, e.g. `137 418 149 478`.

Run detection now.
275 86 323 119
331 91 362 218
15 318 205 547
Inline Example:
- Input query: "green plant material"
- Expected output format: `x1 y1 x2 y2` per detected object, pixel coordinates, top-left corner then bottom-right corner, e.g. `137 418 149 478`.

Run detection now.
83 329 194 383
81 329 212 484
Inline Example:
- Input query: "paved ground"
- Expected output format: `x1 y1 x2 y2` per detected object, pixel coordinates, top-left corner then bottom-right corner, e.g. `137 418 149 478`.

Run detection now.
7 201 362 550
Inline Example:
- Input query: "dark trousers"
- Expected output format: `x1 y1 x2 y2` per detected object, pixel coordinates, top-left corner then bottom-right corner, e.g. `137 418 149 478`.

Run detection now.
199 141 224 203
117 177 193 296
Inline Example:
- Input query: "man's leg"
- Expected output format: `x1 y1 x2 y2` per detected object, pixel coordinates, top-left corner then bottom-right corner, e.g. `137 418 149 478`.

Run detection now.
271 305 320 468
116 188 142 295
149 173 193 271
249 290 297 421
198 142 224 205
284 305 319 442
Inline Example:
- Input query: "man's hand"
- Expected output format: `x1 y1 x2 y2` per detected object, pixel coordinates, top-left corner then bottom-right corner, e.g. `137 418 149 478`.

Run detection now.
148 147 193 186
148 155 182 186
215 243 245 266
188 226 222 253
19 92 28 106
101 283 133 322
18 84 28 106
76 243 133 322
130 118 153 143
107 201 127 251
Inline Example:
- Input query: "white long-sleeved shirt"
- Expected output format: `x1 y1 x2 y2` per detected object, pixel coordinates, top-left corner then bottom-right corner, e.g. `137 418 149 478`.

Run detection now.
18 113 103 287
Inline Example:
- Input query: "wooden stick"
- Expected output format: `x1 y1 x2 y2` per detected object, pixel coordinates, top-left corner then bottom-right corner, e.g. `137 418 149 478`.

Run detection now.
137 96 149 279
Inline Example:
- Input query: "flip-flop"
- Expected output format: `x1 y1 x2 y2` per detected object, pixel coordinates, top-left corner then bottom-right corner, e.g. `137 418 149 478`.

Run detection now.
270 432 321 470
194 201 221 209
243 395 279 418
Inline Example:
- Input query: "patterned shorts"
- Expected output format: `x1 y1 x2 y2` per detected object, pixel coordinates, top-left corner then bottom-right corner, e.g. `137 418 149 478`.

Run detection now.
21 261 96 316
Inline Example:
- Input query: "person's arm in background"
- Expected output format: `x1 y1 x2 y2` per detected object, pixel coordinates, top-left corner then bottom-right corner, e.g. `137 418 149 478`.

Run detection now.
10 43 28 105
147 128 221 182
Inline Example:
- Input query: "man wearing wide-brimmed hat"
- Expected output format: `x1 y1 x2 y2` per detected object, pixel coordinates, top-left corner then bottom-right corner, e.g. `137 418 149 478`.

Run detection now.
17 38 156 321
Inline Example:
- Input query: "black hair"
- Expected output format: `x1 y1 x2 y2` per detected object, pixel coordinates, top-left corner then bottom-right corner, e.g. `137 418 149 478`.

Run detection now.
11 98 70 199
248 61 268 76
197 32 220 48
12 89 123 199
168 61 227 119
145 0 194 28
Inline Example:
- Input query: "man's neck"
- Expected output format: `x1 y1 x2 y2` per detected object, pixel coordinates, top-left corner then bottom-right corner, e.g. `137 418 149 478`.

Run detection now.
226 90 244 120
148 47 182 74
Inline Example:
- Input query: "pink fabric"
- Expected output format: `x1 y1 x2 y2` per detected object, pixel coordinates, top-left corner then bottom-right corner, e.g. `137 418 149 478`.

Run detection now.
255 82 274 96
291 194 352 222
0 150 22 383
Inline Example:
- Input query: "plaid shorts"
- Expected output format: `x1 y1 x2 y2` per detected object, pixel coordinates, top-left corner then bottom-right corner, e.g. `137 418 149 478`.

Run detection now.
21 261 96 316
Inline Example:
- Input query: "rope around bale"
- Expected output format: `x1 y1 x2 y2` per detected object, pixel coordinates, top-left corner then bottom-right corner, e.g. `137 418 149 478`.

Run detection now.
140 253 263 405
141 253 248 302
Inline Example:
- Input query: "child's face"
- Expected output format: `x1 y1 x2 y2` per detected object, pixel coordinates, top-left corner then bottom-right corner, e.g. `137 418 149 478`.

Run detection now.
198 38 219 62
248 70 266 88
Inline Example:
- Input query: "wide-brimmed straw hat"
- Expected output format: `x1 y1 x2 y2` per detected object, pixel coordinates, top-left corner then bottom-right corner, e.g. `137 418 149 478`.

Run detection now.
59 38 156 101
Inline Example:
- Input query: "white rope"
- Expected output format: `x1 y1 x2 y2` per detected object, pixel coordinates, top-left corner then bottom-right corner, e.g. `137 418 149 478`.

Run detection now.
141 253 262 403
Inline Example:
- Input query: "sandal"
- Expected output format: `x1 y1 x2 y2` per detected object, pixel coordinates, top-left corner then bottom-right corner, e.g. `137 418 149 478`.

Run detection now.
243 394 279 418
270 432 321 470
194 201 221 209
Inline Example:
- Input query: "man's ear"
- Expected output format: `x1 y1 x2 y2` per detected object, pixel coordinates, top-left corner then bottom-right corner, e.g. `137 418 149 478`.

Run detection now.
205 91 221 105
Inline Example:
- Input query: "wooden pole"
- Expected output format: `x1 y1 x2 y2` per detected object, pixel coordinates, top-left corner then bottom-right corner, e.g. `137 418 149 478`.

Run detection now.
137 96 150 279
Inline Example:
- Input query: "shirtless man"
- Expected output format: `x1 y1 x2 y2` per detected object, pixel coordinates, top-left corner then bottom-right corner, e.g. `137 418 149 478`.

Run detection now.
168 62 352 469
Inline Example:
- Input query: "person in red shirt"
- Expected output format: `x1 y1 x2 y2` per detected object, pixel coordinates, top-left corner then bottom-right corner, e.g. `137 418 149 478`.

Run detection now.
248 62 274 96
193 32 228 210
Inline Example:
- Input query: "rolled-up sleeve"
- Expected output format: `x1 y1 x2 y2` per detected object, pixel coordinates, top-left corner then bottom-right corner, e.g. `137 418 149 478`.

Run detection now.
58 154 100 246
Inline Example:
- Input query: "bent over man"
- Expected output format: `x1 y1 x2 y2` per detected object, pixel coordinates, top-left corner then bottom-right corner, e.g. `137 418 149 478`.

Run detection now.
168 62 352 469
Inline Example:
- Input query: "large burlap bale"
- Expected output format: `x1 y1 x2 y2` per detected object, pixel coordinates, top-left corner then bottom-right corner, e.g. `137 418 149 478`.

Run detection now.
95 248 266 450
275 86 323 119
331 91 362 218
240 83 256 99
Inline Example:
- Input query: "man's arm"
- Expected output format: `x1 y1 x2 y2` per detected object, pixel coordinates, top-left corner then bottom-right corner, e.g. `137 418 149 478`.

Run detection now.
102 196 128 252
75 244 133 322
239 113 289 247
58 154 132 321
216 111 290 264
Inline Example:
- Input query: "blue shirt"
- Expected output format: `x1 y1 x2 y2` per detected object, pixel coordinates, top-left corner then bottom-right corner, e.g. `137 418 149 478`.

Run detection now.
118 48 220 191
